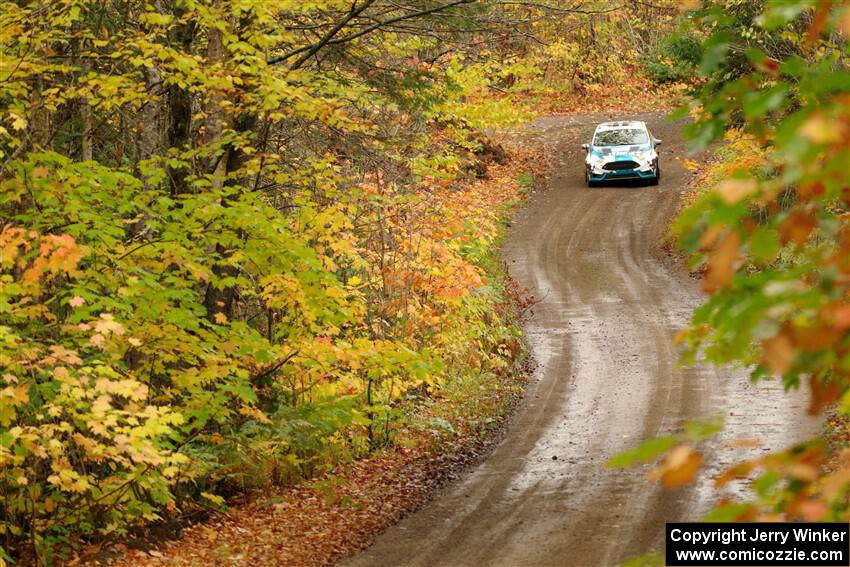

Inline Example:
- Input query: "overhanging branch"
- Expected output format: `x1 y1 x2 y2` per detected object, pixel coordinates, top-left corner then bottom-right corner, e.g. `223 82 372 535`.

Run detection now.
268 0 477 68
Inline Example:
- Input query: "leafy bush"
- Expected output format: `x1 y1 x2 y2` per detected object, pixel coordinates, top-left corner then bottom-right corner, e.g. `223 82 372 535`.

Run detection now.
644 33 703 83
0 227 187 564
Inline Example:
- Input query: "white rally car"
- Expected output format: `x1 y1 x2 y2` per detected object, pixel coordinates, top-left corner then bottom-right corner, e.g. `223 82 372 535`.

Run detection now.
582 121 661 187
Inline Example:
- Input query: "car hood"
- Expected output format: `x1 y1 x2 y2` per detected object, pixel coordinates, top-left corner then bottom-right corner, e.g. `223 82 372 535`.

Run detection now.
589 143 653 162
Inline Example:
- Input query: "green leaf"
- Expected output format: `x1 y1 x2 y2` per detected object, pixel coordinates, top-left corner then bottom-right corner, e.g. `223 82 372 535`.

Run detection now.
684 416 724 442
750 227 780 264
608 436 678 468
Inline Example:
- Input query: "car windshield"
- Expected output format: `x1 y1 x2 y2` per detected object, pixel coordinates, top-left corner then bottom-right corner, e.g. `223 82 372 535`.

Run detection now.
593 128 649 147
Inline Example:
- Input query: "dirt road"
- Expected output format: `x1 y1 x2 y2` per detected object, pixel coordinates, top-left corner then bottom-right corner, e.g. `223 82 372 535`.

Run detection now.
342 112 818 567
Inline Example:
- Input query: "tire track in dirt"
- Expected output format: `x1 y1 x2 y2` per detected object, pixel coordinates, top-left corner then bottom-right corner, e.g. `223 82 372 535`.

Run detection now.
342 112 818 567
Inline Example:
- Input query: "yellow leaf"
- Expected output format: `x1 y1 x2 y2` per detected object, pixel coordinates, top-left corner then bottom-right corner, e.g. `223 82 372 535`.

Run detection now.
9 112 26 131
682 158 700 172
94 313 125 335
239 404 272 424
800 113 842 144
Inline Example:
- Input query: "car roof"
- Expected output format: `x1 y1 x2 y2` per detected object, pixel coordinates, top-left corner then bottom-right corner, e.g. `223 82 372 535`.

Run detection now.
594 121 647 132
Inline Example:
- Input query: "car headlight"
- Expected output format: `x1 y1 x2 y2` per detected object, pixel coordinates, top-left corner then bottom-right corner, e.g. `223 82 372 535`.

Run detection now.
587 154 605 166
633 151 656 162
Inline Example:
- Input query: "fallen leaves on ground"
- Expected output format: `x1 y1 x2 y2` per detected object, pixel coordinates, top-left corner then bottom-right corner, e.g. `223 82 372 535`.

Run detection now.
107 443 492 567
527 78 688 115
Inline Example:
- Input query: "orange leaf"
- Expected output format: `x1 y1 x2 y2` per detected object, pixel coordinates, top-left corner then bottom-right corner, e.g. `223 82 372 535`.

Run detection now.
806 1 834 46
649 444 703 488
824 302 850 331
795 323 840 352
798 180 825 199
822 466 850 500
801 500 828 521
714 460 756 487
787 462 819 483
703 230 740 292
698 224 724 250
808 375 842 415
761 331 795 375
13 385 29 403
780 209 817 245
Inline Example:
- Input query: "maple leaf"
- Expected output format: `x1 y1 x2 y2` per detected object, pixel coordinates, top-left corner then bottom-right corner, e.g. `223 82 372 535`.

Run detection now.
49 345 83 366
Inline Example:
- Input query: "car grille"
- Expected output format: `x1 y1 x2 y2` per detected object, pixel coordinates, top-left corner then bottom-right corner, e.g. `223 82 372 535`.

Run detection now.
603 160 639 171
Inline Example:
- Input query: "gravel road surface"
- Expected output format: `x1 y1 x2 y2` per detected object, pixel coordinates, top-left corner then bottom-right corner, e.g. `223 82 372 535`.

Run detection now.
343 112 818 567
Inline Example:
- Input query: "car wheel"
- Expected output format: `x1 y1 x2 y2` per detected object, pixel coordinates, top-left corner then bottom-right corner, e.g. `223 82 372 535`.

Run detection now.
649 164 660 186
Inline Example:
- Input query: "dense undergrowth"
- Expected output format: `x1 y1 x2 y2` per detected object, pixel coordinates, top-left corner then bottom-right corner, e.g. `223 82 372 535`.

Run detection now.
105 144 540 567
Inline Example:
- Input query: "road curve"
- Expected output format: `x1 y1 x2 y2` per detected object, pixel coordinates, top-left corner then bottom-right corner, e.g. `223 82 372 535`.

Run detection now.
342 112 818 567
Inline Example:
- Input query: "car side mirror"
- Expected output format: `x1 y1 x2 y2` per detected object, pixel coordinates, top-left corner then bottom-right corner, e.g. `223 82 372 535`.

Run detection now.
654 139 662 147
581 143 590 151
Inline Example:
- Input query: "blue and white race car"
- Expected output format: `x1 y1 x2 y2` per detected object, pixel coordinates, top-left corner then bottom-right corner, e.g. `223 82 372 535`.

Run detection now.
582 121 661 187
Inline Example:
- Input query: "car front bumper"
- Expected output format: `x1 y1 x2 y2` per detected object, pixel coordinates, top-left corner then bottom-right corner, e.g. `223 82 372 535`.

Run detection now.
586 159 658 182
588 169 658 181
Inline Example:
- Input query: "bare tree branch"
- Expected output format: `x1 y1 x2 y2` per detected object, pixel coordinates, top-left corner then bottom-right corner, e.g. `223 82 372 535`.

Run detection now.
268 0 477 68
280 0 379 70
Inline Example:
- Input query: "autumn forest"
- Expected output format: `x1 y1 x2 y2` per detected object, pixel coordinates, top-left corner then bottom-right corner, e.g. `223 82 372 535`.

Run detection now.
1 1 849 566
